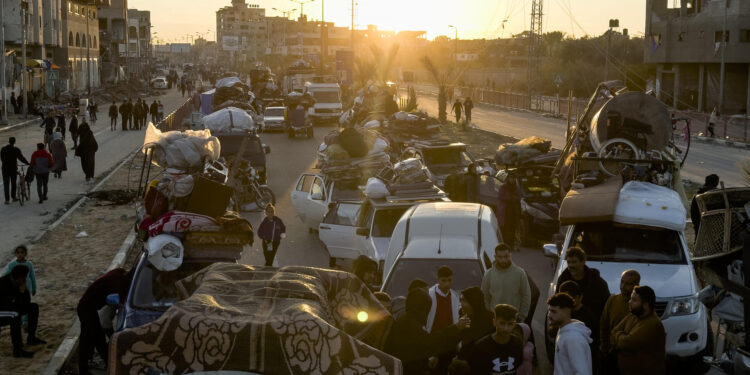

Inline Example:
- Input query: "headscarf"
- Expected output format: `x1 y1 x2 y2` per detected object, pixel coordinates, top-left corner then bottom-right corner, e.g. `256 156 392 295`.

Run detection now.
53 132 62 141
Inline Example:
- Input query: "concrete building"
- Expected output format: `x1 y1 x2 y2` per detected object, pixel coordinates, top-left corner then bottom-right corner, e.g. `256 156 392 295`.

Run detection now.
98 0 128 82
56 0 104 91
645 0 750 114
216 0 267 62
282 17 350 60
127 9 151 74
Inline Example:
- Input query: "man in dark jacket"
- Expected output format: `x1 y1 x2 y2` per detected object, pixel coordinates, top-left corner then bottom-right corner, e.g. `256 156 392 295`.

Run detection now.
385 289 467 374
555 247 610 323
132 100 142 130
1 137 30 204
69 114 79 149
150 100 159 125
0 265 46 358
118 100 129 131
125 99 134 130
690 174 719 239
77 267 135 374
109 101 118 131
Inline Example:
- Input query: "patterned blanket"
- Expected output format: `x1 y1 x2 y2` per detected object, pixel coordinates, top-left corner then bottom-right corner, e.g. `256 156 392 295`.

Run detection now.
109 264 401 375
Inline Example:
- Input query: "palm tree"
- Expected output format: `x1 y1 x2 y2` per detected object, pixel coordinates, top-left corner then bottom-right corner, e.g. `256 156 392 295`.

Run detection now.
421 56 454 122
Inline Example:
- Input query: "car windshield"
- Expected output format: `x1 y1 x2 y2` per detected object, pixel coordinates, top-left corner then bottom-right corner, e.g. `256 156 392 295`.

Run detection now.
331 183 361 202
311 91 340 103
422 148 470 167
570 222 686 264
264 108 285 117
384 259 484 298
372 207 409 237
131 261 213 310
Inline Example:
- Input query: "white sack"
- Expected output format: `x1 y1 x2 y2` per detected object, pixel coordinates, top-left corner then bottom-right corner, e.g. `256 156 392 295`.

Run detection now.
365 177 389 199
146 234 184 272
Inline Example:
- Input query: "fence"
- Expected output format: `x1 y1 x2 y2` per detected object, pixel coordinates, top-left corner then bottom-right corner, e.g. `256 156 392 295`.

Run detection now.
155 97 194 132
454 86 588 119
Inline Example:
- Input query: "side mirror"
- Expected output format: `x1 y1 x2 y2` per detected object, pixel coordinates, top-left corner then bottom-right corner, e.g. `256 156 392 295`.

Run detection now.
543 244 559 258
263 145 271 154
106 293 121 305
356 227 370 237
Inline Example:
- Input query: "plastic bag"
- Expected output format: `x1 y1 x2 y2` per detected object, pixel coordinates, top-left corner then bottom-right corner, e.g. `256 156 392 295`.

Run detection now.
364 120 381 129
365 177 389 199
142 123 221 169
369 138 389 154
146 234 184 272
201 107 255 132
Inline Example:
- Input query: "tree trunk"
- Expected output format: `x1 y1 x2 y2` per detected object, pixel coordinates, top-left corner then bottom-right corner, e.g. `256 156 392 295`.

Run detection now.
438 85 447 122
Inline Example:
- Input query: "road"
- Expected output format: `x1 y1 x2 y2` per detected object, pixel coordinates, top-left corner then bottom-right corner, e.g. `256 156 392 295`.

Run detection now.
234 126 555 373
0 86 190 260
411 90 749 187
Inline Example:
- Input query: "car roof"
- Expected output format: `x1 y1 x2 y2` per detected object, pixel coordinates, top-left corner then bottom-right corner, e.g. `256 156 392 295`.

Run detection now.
401 237 479 260
398 202 485 259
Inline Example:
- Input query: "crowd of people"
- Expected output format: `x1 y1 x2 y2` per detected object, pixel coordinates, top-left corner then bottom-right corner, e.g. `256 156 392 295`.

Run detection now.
355 243 667 375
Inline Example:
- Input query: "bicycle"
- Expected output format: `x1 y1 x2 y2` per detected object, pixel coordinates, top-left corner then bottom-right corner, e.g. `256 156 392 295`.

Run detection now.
16 165 30 206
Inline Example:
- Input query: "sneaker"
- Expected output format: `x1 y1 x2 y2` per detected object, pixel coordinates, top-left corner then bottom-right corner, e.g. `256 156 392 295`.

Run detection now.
13 349 34 358
27 336 47 345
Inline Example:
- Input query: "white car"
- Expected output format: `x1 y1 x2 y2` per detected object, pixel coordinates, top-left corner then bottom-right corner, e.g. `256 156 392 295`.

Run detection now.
290 173 362 232
319 193 448 271
544 181 709 362
151 76 167 89
381 202 501 298
262 106 286 132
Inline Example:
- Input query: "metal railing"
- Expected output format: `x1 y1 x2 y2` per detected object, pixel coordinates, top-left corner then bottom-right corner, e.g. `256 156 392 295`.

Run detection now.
155 98 194 132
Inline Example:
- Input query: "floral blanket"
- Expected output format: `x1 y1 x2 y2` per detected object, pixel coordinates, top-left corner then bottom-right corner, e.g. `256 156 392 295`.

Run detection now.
109 264 401 375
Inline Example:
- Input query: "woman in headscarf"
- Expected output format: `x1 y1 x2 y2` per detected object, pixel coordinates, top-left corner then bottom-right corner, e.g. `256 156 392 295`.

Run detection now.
459 286 495 348
75 121 98 183
50 132 67 179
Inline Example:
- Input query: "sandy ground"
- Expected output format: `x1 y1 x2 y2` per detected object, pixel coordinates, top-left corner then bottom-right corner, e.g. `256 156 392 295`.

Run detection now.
0 152 148 374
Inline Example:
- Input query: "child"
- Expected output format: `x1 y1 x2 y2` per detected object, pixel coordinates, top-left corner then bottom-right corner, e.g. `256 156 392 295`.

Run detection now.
4 245 37 296
257 204 286 267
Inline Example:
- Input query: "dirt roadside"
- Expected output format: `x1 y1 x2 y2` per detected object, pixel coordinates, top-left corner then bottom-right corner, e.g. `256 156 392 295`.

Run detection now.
0 152 150 375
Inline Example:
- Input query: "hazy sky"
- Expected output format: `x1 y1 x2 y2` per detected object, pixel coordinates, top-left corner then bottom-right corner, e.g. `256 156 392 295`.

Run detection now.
129 0 647 44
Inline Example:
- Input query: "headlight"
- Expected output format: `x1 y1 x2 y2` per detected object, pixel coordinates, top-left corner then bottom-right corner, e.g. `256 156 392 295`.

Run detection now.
521 200 553 221
670 295 700 316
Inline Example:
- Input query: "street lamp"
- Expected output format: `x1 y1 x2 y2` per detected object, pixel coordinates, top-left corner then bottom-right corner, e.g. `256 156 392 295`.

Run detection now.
272 7 297 19
604 19 619 81
448 25 458 61
290 0 314 20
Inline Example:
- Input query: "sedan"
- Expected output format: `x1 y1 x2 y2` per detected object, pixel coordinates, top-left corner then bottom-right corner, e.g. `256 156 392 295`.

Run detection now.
151 77 167 89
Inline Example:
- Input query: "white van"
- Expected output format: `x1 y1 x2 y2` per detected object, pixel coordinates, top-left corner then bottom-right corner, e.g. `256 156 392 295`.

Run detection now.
545 181 709 361
304 81 342 125
381 202 501 298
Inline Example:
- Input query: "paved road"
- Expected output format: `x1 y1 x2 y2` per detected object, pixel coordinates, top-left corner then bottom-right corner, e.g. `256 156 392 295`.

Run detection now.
412 90 749 187
234 126 555 373
0 86 189 258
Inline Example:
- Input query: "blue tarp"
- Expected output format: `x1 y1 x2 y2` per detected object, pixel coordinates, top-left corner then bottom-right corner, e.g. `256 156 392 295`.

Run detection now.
200 89 215 115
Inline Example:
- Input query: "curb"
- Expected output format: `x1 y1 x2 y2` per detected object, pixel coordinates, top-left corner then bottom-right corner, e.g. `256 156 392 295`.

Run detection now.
0 118 40 133
691 136 750 150
33 149 142 375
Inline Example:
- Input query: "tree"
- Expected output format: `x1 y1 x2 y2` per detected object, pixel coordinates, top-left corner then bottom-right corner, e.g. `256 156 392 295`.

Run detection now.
421 56 453 121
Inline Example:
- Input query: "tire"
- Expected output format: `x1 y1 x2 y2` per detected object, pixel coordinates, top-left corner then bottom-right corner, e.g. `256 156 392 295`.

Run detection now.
254 186 276 209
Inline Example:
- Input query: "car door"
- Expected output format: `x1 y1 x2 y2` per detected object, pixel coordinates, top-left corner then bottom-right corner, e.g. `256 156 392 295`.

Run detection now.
478 174 503 211
319 202 365 259
305 176 329 229
290 174 317 226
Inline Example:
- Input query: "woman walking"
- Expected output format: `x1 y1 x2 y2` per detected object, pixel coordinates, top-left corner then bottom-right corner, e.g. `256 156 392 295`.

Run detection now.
75 121 98 183
68 114 79 150
257 204 286 267
50 132 67 179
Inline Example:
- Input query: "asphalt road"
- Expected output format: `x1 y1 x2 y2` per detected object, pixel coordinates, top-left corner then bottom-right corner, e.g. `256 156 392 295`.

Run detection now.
0 86 190 259
411 89 749 187
235 126 556 373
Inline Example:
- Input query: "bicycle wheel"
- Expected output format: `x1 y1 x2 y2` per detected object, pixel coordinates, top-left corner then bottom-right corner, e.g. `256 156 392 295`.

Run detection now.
17 181 26 206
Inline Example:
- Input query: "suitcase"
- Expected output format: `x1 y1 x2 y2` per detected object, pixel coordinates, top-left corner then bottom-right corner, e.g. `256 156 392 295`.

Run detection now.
184 176 234 218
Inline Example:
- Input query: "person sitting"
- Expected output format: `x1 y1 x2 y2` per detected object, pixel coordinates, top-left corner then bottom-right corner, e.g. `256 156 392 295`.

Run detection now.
0 265 46 358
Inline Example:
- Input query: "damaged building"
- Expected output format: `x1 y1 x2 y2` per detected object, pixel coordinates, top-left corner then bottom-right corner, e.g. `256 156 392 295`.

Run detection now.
645 0 750 114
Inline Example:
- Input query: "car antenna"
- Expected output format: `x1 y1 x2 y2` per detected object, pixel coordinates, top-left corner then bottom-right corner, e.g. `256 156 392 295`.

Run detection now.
437 224 443 254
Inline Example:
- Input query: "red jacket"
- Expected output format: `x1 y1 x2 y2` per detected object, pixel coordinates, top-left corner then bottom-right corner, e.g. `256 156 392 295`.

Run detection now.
30 150 54 174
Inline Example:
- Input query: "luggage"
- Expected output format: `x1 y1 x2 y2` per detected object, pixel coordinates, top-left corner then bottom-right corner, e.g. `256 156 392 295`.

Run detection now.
338 128 368 158
184 176 234 218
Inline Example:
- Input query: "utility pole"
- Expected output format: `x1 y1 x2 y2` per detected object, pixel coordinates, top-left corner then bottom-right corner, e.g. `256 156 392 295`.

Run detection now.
605 19 619 82
21 0 27 118
85 2 92 94
0 0 7 125
448 25 457 61
350 0 354 50
321 0 325 69
718 0 728 114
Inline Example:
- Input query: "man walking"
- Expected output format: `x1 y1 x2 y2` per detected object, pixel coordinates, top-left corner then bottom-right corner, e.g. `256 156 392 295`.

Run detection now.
451 98 463 124
109 101 118 131
547 292 593 375
555 247 610 323
459 304 525 375
1 137 30 204
464 97 474 126
10 92 17 114
132 100 141 130
708 107 718 138
610 286 666 375
125 99 134 130
30 143 53 204
150 100 159 125
690 174 719 238
600 269 640 375
481 244 531 322
0 265 47 358
119 100 128 131
69 114 79 150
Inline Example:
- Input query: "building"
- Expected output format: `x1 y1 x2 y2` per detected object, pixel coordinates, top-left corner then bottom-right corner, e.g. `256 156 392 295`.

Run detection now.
98 0 128 83
645 0 750 114
56 0 104 91
216 0 267 62
127 9 151 75
282 17 351 60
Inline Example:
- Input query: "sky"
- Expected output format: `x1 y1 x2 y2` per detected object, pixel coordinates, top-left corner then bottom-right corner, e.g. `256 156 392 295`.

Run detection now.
129 0 647 44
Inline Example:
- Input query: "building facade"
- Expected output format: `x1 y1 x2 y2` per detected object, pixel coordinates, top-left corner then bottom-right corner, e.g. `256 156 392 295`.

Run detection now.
127 9 150 75
645 0 750 113
217 0 267 62
98 0 128 82
56 0 103 91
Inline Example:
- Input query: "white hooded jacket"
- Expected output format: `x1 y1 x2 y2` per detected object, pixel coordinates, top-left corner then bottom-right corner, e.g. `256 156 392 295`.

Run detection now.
553 320 593 375
425 284 460 332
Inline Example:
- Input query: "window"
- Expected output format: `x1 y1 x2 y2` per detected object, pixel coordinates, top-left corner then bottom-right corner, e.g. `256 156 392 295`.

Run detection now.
93 36 97 48
310 177 325 200
372 208 409 237
88 35 91 48
740 29 750 43
296 175 315 192
323 203 362 226
69 32 73 46
75 33 80 47
715 30 729 43
569 222 686 264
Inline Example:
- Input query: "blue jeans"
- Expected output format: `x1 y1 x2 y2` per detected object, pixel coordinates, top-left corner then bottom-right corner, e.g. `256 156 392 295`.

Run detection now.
35 173 49 200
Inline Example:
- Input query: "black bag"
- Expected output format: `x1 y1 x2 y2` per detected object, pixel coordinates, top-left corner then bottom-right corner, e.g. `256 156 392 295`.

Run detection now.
25 166 34 183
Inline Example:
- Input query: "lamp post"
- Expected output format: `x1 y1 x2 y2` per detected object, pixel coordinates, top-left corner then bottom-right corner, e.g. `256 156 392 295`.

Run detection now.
21 0 27 117
85 1 92 94
290 0 314 20
448 25 458 62
0 0 7 124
